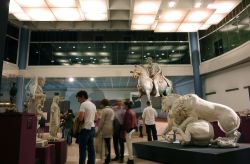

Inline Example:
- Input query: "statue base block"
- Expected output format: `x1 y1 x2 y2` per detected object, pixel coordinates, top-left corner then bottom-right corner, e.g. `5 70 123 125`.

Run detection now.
133 141 250 164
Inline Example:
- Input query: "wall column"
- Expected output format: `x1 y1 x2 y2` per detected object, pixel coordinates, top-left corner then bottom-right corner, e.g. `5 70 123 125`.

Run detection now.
16 27 30 112
189 32 203 98
0 0 10 91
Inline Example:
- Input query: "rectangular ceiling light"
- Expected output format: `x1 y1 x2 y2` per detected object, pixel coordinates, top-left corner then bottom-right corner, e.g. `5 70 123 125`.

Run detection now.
9 0 23 13
24 8 56 21
133 0 162 14
177 23 202 32
159 9 188 22
132 15 156 25
131 24 151 30
84 13 108 21
15 0 47 7
207 0 241 14
199 24 211 30
205 13 227 25
13 12 31 21
155 23 179 32
183 9 215 23
46 0 77 7
79 0 107 13
51 8 83 21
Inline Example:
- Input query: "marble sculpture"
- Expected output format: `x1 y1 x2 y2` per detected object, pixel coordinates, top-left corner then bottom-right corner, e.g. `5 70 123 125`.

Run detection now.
161 94 241 147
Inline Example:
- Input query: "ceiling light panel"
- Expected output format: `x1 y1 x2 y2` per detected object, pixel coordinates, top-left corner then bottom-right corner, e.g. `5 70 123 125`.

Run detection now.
133 0 162 14
79 0 107 13
159 9 188 23
9 0 23 13
132 15 156 25
24 8 56 21
15 0 48 7
51 8 83 21
155 23 179 32
46 0 77 7
177 23 202 32
207 0 241 14
84 13 108 21
205 13 227 25
183 9 215 23
13 12 31 21
199 24 211 30
131 24 151 30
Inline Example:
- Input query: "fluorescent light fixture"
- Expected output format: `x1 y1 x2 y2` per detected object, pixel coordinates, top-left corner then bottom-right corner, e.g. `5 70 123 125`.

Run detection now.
51 8 83 21
132 15 156 25
171 57 179 61
13 12 31 21
207 0 241 14
54 52 66 56
159 10 188 22
57 59 68 63
84 52 96 56
131 24 151 30
99 52 110 56
15 0 47 7
46 0 77 7
177 23 202 32
171 53 184 57
9 0 23 13
184 9 215 23
69 52 81 56
155 23 179 32
160 45 173 50
84 13 108 21
175 45 187 50
68 77 75 82
24 8 56 21
205 13 226 25
79 0 107 13
133 0 162 14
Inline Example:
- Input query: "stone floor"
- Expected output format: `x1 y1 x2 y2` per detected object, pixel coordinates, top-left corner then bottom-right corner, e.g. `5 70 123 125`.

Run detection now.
66 122 167 164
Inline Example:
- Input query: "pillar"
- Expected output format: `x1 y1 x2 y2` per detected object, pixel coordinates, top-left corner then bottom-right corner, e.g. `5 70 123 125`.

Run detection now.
16 27 30 112
189 32 203 98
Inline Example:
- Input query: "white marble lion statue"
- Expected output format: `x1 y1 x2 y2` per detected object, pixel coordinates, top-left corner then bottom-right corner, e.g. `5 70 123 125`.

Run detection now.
162 94 241 147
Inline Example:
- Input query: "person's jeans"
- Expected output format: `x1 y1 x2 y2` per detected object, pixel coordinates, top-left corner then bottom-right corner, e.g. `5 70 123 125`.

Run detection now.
78 128 96 164
145 124 158 141
113 135 124 159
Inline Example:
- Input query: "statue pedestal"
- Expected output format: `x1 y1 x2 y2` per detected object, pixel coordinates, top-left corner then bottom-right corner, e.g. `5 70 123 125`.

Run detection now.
0 113 37 164
133 141 250 164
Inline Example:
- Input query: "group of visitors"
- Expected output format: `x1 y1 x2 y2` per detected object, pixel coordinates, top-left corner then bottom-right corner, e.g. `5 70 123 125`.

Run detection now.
75 90 138 164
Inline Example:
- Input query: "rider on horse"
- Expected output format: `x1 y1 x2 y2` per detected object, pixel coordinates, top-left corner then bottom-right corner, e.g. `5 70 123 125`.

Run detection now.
146 57 169 97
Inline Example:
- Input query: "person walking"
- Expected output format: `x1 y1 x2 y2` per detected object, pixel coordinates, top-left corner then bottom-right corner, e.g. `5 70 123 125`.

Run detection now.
123 100 137 164
142 101 158 141
76 90 97 164
112 100 125 163
96 99 114 164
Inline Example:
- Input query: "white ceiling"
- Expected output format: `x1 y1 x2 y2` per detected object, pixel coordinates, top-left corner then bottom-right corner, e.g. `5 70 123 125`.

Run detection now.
8 0 242 31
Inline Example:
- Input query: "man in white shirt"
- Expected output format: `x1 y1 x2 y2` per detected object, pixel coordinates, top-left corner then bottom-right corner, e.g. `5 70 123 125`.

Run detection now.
142 101 158 141
76 90 97 164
